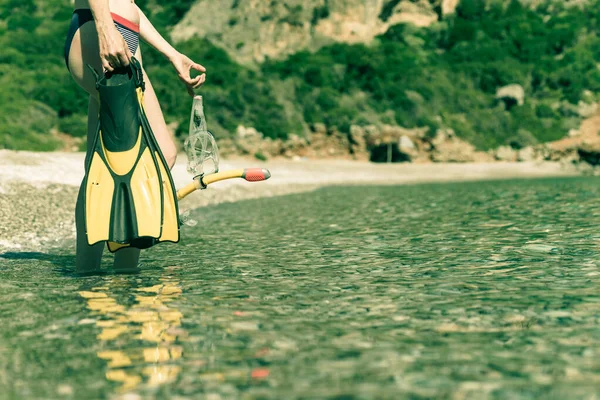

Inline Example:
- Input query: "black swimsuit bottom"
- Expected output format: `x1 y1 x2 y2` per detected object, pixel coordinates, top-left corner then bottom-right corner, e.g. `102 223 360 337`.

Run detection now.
64 9 140 71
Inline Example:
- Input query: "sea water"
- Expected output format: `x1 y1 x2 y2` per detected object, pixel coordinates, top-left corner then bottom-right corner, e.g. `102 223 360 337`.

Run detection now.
1 177 599 399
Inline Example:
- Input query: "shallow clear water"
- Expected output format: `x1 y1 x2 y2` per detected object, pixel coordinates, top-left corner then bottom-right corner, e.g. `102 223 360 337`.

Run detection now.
2 177 600 399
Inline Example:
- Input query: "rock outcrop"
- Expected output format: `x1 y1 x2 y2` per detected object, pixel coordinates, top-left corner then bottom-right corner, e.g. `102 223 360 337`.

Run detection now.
496 84 525 110
430 128 490 163
172 0 457 64
219 123 495 163
517 146 536 162
441 0 460 16
545 114 600 165
494 146 518 162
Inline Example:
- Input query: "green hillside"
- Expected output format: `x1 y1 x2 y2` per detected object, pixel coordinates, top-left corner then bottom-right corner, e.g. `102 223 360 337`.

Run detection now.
0 0 599 151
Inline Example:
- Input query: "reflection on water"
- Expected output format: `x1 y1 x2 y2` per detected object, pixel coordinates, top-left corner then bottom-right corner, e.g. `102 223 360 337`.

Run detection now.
78 267 185 394
2 178 600 398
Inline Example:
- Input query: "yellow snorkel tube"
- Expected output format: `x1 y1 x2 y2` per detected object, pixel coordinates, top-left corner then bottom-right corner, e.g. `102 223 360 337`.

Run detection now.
176 168 271 201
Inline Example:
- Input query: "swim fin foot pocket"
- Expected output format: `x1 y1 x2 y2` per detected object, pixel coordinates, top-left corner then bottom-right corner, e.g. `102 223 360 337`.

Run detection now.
83 57 180 253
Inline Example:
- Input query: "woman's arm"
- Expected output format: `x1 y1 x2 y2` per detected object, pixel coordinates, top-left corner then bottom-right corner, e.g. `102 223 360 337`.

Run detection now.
136 6 178 61
136 5 206 96
89 0 131 71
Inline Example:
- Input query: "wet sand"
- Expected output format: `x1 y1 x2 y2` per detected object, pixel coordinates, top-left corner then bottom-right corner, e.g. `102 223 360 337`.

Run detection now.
0 150 582 252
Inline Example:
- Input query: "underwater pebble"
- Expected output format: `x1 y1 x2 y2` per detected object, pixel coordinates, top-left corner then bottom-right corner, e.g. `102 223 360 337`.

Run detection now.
522 244 556 253
251 368 270 380
230 321 259 331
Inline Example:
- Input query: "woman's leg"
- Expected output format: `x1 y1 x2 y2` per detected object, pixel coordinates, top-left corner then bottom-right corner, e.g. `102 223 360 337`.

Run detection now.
75 95 105 273
69 19 105 272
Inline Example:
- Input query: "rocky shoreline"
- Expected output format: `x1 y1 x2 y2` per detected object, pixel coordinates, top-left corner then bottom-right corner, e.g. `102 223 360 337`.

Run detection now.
219 113 600 167
209 88 600 165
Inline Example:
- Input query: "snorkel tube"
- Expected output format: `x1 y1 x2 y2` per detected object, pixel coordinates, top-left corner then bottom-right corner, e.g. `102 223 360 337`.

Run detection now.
177 168 271 201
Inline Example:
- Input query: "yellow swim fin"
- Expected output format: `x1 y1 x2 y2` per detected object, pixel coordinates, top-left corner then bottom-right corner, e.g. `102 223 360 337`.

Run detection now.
83 57 179 253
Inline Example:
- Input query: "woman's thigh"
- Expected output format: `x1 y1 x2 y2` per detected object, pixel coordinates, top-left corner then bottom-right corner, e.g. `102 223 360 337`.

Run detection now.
66 20 102 156
67 20 103 97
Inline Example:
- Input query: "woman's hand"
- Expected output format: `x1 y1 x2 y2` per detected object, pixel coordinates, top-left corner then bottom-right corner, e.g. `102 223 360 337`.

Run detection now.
170 52 207 96
98 25 131 72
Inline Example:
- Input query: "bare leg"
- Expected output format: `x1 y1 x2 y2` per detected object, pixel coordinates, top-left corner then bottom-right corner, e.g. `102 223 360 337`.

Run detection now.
75 96 105 273
69 18 106 273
